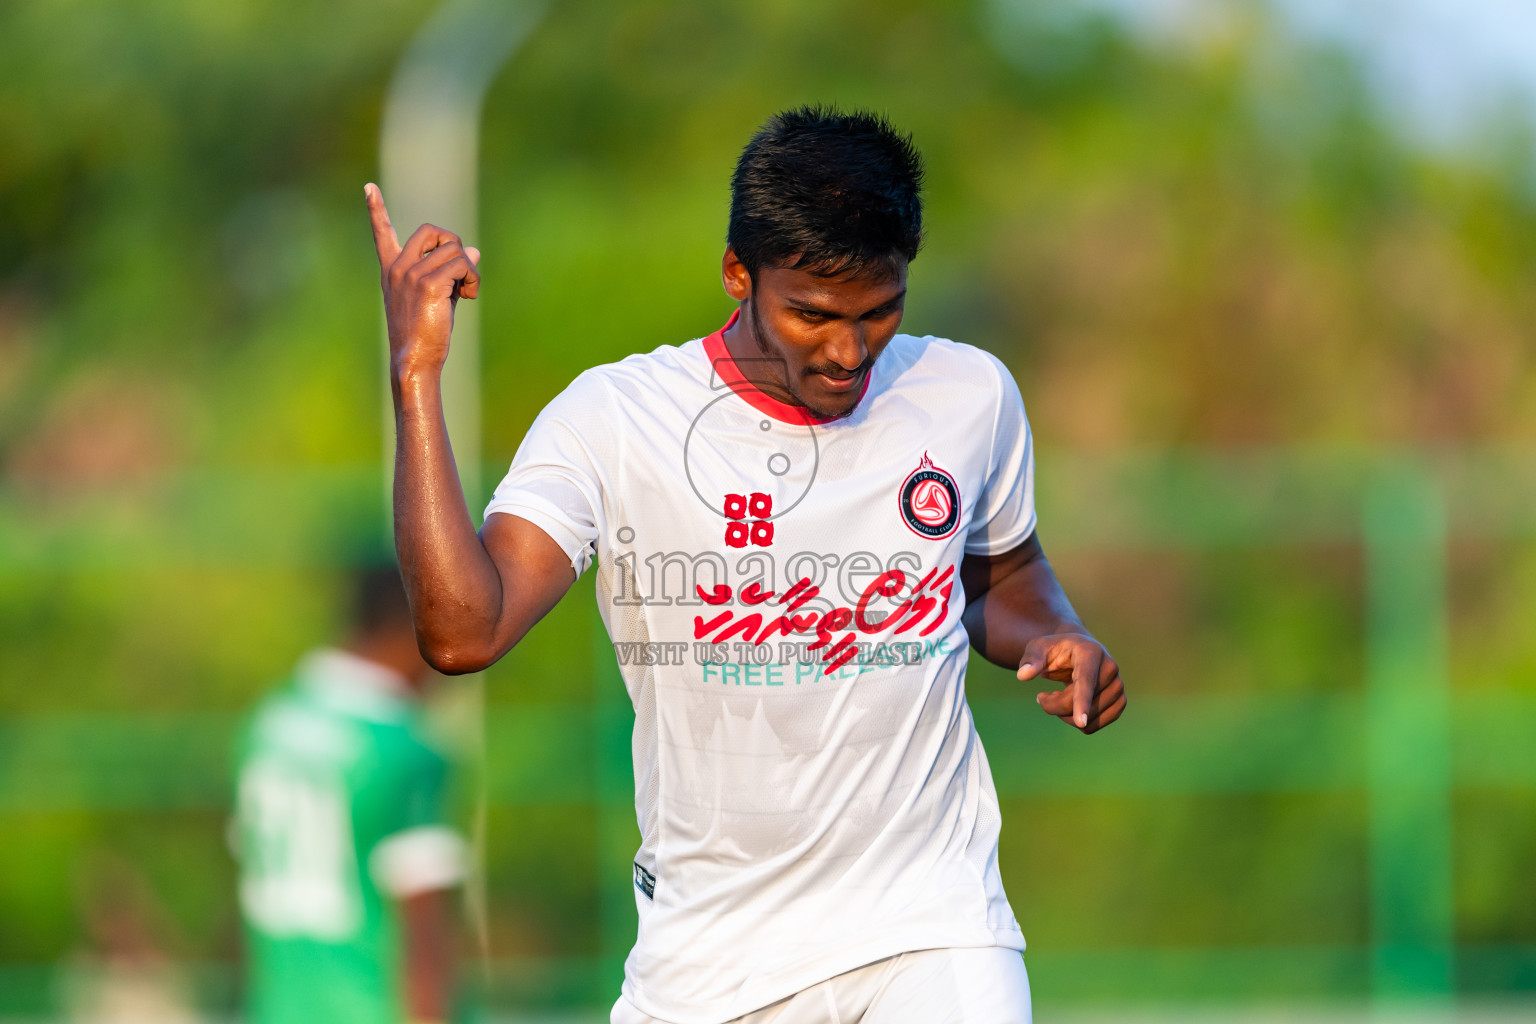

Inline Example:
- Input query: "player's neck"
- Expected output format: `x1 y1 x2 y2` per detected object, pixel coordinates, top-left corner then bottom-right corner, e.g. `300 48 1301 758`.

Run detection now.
720 302 798 406
345 631 429 694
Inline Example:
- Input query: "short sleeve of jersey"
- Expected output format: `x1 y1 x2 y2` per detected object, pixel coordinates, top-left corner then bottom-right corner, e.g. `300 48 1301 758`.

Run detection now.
965 351 1037 556
367 744 467 899
484 371 610 576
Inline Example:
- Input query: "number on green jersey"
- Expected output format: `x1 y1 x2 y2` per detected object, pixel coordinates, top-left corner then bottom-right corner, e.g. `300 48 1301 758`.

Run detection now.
236 758 362 940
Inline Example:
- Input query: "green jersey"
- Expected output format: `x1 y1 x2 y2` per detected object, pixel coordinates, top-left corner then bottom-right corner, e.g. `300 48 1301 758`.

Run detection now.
234 649 465 1024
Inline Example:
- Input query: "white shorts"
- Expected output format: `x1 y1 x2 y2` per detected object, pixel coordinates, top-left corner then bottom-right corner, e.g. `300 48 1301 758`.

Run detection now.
611 946 1031 1024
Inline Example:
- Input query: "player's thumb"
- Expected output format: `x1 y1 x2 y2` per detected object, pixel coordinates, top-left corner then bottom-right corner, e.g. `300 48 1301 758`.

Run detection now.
1016 638 1048 681
465 246 481 266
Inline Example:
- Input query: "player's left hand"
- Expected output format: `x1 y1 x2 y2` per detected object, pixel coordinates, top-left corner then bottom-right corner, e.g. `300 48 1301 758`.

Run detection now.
1018 634 1126 735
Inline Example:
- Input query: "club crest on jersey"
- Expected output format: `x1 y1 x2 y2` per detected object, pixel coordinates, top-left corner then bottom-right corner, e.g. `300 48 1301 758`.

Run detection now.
898 453 961 540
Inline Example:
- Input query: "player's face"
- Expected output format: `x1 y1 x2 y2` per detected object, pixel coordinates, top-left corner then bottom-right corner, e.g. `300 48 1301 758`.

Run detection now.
723 251 908 420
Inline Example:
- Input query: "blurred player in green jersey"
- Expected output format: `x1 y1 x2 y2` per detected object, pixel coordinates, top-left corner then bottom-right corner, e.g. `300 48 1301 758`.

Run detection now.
233 567 466 1024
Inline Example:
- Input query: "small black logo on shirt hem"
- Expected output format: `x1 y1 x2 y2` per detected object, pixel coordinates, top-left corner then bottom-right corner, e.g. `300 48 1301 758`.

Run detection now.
634 861 656 900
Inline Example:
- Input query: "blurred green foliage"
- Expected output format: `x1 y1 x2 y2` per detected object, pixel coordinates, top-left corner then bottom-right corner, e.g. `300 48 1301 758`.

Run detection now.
3 0 1536 1017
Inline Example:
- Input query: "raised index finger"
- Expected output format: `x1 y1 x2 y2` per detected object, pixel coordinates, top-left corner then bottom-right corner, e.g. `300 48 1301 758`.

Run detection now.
364 183 401 269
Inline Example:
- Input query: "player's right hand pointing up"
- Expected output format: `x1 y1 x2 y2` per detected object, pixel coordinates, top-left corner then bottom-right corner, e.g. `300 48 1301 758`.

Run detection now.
365 183 481 378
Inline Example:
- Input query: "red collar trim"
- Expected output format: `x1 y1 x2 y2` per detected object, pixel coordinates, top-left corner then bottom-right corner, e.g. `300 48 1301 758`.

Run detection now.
702 309 869 426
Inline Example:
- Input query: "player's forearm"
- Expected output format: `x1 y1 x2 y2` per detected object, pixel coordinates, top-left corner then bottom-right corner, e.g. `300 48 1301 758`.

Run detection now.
399 889 455 1023
962 546 1088 670
392 369 506 673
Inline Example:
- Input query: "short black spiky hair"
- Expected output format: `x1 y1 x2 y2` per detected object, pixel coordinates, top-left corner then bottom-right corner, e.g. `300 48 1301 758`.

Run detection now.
728 106 924 279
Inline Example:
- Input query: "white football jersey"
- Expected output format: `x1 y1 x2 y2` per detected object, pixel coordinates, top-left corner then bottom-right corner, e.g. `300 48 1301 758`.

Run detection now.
486 311 1037 1024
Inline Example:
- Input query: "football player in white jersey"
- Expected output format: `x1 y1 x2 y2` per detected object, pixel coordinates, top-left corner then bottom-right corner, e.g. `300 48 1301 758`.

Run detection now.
365 107 1126 1024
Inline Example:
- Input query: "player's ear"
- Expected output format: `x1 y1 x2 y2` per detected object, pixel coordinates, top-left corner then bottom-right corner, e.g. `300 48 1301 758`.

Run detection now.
722 248 752 302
